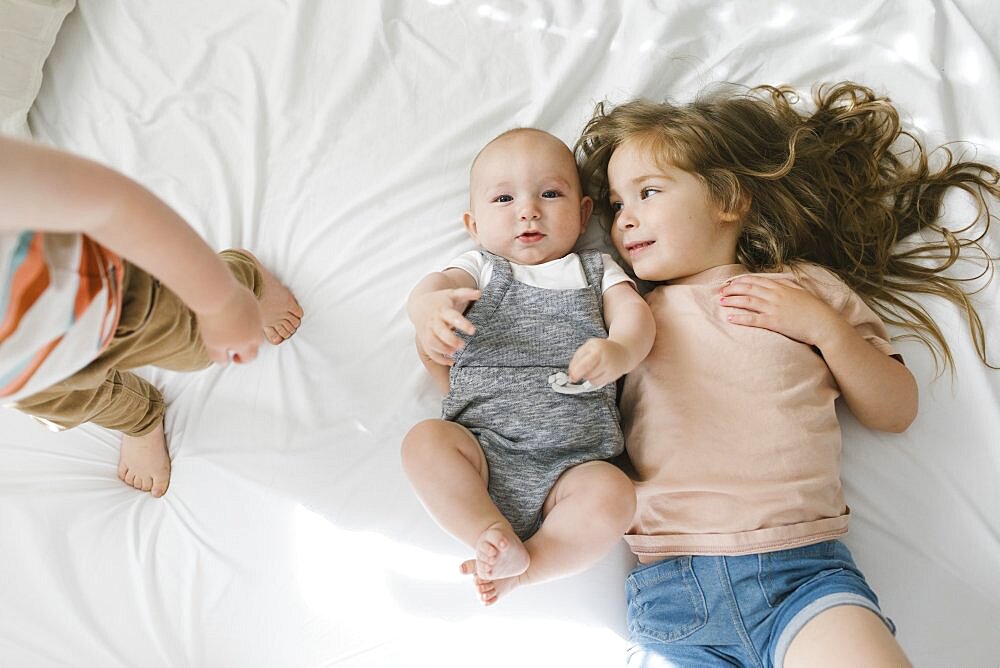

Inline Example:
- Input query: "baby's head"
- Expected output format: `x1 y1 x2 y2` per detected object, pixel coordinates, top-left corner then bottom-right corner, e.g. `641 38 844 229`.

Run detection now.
463 128 593 266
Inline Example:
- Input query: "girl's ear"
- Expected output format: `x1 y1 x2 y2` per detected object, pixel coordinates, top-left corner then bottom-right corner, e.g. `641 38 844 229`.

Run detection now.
462 211 479 242
720 192 750 224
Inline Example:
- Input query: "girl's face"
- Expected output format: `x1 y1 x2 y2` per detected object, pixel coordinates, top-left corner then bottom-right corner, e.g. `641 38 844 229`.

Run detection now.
607 139 741 282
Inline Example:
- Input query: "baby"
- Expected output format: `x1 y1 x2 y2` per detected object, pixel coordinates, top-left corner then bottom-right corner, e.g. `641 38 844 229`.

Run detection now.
401 128 654 604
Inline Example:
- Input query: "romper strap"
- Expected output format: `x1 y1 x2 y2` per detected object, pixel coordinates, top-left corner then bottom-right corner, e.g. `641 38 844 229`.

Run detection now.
578 249 605 321
458 250 511 334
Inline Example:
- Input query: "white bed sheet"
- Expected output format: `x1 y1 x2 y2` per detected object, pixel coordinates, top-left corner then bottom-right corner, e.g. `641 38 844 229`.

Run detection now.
2 1 998 665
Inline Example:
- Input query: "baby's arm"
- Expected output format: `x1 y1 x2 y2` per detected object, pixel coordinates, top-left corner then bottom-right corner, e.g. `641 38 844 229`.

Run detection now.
0 136 262 364
567 282 655 388
721 276 918 432
407 268 480 395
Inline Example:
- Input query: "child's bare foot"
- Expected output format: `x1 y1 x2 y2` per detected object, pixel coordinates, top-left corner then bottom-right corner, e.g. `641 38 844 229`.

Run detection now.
118 422 171 497
459 522 530 580
470 572 523 606
240 250 303 344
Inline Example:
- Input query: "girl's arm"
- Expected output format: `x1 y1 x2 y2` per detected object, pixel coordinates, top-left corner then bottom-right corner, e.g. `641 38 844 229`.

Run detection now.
567 282 655 387
815 320 918 432
721 276 918 432
0 136 262 364
407 268 480 394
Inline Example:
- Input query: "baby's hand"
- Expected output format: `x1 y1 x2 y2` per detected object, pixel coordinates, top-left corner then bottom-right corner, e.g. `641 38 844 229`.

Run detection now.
196 285 264 364
567 338 628 389
719 276 842 346
411 288 481 366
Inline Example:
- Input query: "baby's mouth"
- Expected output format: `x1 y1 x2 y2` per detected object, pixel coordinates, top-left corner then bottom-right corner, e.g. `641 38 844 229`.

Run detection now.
518 231 545 243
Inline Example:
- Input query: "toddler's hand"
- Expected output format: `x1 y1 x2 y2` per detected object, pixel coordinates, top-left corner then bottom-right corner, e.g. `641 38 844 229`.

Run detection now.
719 276 843 346
568 338 628 389
196 285 264 364
412 288 481 366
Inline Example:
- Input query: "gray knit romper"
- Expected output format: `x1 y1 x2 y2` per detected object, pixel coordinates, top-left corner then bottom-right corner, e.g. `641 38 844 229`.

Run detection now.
442 250 625 540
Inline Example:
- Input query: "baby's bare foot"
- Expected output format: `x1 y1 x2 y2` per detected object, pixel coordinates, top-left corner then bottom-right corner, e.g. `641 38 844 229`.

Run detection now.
239 250 303 344
118 422 171 497
470 572 523 606
459 522 530 580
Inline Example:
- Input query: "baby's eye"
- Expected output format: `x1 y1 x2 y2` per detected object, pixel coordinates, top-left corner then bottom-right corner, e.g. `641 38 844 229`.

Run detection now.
541 190 562 198
609 201 623 214
640 187 659 200
493 194 513 203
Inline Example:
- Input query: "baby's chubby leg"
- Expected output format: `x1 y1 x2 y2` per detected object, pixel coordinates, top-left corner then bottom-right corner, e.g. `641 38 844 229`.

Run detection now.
401 419 529 581
473 460 636 605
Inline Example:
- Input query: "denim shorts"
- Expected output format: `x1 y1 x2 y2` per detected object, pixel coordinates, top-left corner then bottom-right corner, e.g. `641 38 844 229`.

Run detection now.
624 540 895 667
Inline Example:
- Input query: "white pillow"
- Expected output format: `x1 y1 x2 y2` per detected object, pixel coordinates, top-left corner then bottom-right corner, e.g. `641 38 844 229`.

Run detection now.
0 0 76 139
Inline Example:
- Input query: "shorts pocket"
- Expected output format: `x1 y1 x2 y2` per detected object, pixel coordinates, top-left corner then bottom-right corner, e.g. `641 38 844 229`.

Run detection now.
757 540 843 608
626 557 708 643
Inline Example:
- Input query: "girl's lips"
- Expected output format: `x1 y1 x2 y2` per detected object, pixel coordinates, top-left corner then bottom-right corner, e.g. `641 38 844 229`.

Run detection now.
627 240 654 255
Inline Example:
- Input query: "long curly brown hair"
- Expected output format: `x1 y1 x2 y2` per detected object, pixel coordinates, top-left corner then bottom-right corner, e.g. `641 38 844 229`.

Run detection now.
576 81 998 372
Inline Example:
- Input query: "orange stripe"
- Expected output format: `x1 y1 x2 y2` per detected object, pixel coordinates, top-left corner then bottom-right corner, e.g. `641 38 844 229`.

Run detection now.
83 235 124 348
0 335 62 397
74 236 104 319
0 234 50 342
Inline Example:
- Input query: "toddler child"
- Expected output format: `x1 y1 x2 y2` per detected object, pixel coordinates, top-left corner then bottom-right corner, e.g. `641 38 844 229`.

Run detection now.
576 81 998 667
1 136 303 497
402 128 655 605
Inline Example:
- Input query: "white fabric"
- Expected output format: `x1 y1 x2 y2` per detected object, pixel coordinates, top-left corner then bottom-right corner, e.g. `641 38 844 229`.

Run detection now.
0 0 75 138
447 249 632 292
1 2 998 666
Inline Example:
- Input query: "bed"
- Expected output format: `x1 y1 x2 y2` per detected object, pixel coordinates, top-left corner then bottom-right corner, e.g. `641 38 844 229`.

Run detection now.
1 1 998 665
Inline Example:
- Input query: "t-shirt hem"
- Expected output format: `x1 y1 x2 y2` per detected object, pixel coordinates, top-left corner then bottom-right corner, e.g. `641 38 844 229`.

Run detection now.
626 514 850 561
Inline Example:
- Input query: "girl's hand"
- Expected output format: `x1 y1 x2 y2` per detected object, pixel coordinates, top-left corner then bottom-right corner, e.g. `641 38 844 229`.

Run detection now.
568 338 628 388
719 276 845 347
411 288 481 366
196 285 264 364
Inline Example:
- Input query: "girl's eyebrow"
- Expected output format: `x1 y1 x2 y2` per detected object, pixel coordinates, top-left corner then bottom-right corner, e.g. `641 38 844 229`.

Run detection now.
630 173 669 184
610 174 668 195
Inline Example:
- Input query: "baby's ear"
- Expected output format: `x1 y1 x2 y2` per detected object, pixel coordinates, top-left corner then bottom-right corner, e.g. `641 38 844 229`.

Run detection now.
462 211 479 242
580 195 594 228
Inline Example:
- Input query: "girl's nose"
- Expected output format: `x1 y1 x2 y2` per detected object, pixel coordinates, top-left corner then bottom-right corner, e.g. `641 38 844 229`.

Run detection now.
615 208 637 229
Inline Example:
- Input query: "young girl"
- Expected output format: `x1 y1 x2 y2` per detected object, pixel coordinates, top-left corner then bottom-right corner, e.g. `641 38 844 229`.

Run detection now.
575 82 997 667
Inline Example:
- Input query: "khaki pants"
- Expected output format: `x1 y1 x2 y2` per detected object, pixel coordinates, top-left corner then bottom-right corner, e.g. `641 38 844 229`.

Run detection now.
14 250 261 436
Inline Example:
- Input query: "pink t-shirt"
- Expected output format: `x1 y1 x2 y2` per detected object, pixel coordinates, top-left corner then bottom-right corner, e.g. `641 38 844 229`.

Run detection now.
621 263 898 562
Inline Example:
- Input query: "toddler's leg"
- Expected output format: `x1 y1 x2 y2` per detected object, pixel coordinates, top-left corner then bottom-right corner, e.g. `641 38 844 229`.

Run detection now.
784 605 910 667
220 250 303 344
470 460 635 605
401 419 529 581
14 369 171 497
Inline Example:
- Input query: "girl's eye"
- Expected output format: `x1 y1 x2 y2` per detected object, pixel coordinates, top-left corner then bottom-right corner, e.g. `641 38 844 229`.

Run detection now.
609 201 623 214
541 190 561 198
640 187 659 200
493 194 513 203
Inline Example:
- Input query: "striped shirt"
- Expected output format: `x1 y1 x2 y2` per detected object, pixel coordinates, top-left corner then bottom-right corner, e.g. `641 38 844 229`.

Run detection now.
1 231 124 403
